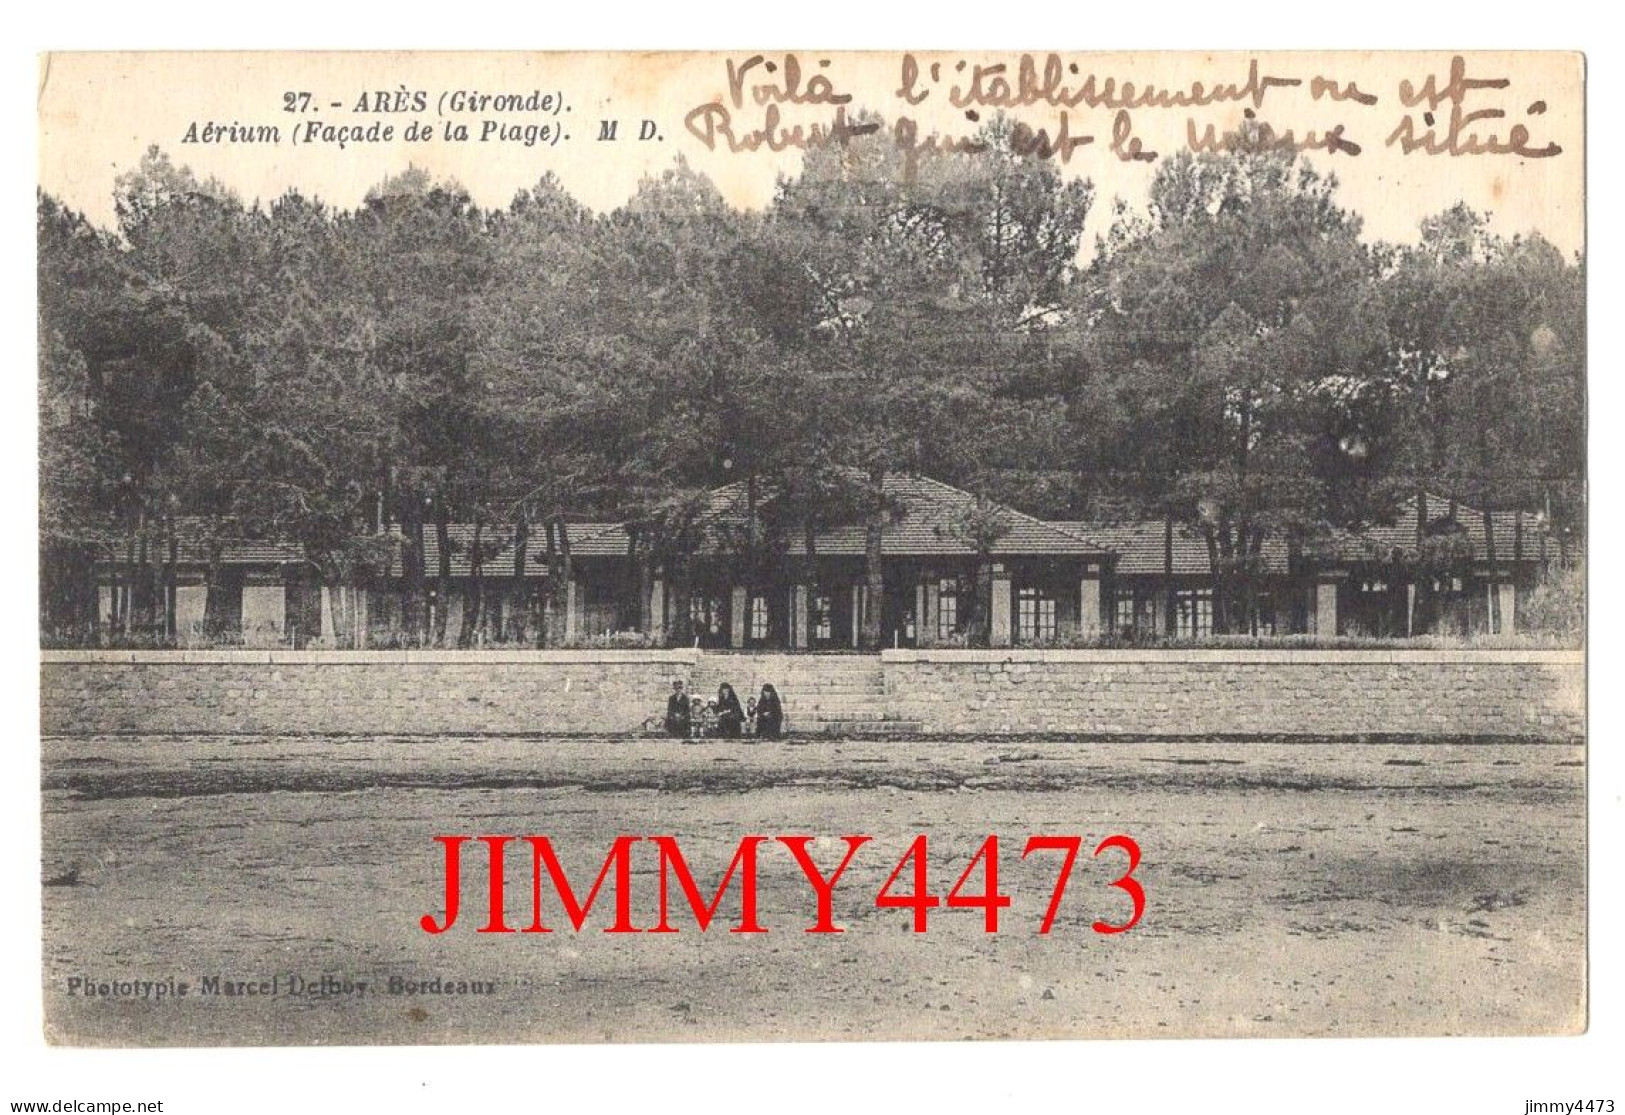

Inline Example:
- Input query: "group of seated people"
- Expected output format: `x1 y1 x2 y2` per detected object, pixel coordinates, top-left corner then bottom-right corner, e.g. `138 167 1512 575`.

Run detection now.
661 680 784 739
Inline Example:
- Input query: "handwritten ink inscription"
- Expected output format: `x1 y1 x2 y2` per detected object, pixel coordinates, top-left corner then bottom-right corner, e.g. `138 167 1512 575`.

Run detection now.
683 53 1565 171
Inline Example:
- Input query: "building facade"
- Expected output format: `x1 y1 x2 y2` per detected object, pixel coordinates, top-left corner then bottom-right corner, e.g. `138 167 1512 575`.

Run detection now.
65 479 1565 649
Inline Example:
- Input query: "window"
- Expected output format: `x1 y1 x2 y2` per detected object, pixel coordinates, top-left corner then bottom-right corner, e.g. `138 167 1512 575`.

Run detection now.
1174 588 1213 638
1017 586 1057 643
1114 592 1154 637
690 596 723 637
937 578 960 640
1114 593 1137 633
749 595 768 641
1252 593 1277 636
812 595 832 641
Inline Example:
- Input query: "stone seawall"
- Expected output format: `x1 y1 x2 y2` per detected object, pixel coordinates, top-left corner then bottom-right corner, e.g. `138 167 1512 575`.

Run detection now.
40 650 699 736
40 648 1584 740
881 649 1585 740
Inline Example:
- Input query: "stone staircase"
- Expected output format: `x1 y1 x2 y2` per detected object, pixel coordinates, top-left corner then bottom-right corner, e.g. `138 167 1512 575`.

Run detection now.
688 652 920 736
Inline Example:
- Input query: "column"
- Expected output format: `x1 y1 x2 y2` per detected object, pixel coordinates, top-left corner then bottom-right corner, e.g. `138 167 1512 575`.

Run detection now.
990 563 1012 648
242 584 286 644
648 577 666 643
1078 565 1103 637
923 576 940 646
564 577 581 642
914 580 927 646
1314 577 1340 638
730 585 748 648
176 584 208 641
793 584 809 649
850 583 863 648
1497 582 1517 634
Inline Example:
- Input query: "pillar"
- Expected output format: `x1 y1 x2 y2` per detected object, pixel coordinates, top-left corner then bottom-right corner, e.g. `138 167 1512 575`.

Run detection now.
990 563 1012 648
793 584 809 649
176 584 208 641
242 584 285 643
914 580 927 646
649 577 666 643
850 583 863 648
565 577 581 643
730 585 748 648
923 577 940 646
1497 582 1517 634
1078 565 1103 638
1314 578 1340 638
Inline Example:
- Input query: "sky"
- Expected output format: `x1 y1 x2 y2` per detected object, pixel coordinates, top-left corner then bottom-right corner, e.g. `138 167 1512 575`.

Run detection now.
37 50 1585 255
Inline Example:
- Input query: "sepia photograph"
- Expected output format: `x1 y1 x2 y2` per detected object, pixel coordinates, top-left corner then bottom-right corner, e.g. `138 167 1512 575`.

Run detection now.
28 45 1591 1072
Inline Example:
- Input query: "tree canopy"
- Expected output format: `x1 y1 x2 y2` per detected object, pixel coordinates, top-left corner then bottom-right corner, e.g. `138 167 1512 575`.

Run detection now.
38 131 1585 645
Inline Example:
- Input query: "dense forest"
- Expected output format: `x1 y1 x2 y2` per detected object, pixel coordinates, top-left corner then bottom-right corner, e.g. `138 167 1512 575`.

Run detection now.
38 118 1585 645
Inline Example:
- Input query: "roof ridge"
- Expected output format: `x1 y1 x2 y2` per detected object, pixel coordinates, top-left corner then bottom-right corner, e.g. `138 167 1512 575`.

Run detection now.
908 475 1111 552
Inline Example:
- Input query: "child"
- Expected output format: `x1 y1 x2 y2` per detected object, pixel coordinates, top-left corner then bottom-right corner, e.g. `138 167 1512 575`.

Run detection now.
746 696 759 735
690 696 707 739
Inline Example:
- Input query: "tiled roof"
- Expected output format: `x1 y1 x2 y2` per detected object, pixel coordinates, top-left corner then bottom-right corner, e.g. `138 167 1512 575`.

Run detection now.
669 473 1110 558
1052 521 1292 575
390 521 626 577
1319 494 1549 564
87 517 306 566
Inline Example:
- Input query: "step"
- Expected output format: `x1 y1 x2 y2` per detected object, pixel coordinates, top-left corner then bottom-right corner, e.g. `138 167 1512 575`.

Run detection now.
792 719 924 736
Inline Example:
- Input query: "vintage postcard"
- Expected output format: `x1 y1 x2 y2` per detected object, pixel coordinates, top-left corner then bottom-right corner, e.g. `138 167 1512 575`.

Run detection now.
36 50 1585 1047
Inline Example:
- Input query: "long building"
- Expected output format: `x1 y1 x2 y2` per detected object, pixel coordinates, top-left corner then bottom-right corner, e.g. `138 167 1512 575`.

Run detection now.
61 475 1570 648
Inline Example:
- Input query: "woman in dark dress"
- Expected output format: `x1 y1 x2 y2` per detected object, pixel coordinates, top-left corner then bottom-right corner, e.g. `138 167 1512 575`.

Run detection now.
755 683 784 739
664 680 692 738
714 683 746 738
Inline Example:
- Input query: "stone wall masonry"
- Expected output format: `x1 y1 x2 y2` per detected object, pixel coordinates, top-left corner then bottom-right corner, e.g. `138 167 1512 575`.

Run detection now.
40 650 699 736
879 649 1585 740
40 648 1584 740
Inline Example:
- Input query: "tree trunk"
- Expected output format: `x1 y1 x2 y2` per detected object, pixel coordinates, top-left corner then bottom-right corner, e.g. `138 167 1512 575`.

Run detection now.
509 511 529 645
1163 514 1175 639
135 516 156 637
433 500 452 647
402 494 428 645
458 516 484 648
202 538 228 641
107 546 122 642
558 519 574 643
803 522 821 648
1244 527 1264 636
164 523 178 645
669 566 692 648
970 561 992 648
862 468 885 650
328 580 353 648
1412 485 1429 635
539 518 560 647
1216 516 1237 636
1201 522 1223 637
